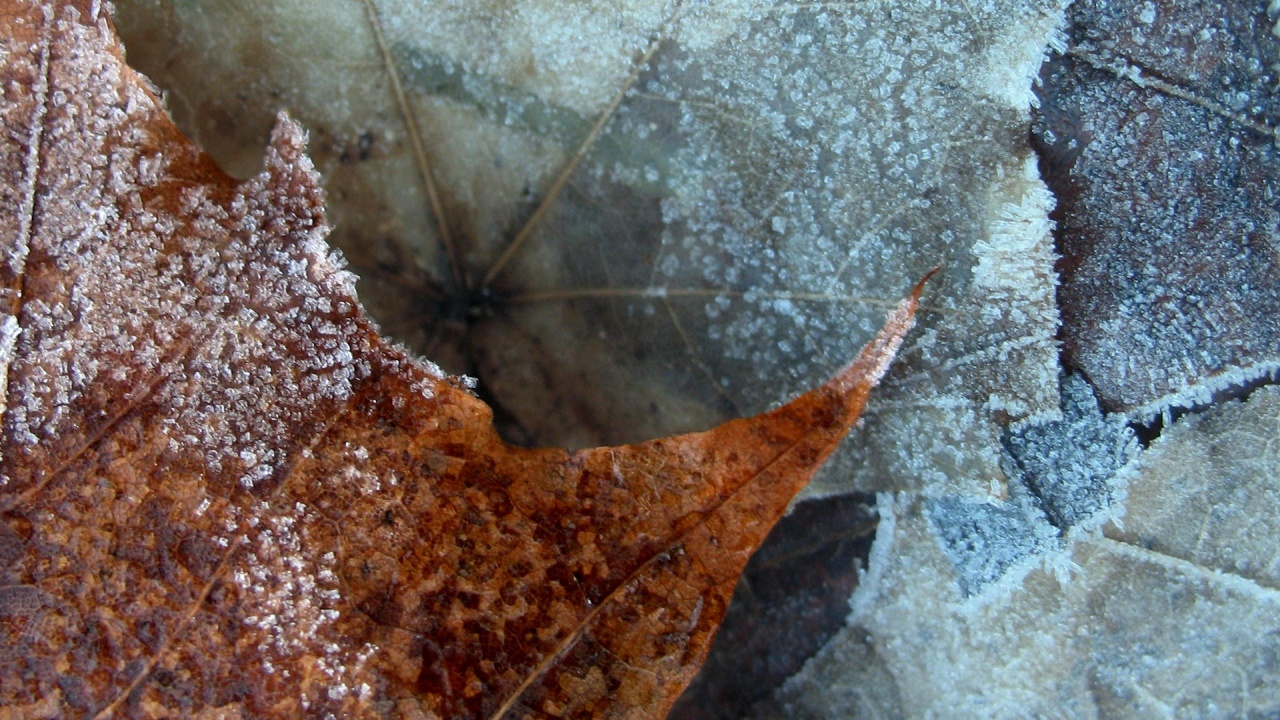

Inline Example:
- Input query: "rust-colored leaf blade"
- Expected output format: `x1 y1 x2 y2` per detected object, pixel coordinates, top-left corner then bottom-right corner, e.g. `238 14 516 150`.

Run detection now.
0 3 926 718
294 273 928 720
481 273 932 719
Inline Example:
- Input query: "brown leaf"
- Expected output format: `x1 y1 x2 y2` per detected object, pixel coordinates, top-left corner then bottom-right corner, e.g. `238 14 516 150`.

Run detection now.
0 3 926 718
1033 0 1280 417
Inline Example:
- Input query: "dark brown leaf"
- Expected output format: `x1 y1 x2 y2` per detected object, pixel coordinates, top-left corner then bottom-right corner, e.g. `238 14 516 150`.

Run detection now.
1034 0 1280 417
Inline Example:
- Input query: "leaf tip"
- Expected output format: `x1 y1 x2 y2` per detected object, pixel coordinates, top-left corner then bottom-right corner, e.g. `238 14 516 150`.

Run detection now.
913 265 942 302
260 110 324 195
835 267 936 394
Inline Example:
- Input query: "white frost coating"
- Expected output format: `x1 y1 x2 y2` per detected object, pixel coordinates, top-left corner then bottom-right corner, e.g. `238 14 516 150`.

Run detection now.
1129 360 1280 425
762 387 1280 719
0 315 18 406
846 492 899 623
0 314 17 472
380 0 675 116
409 369 438 400
911 374 1137 598
1115 386 1280 593
228 499 368 709
771 503 1280 718
968 1 1068 108
4 107 367 497
970 158 1057 302
3 4 51 302
966 155 1061 420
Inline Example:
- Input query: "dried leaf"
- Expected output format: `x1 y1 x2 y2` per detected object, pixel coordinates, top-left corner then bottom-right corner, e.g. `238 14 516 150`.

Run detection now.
0 3 926 717
1034 0 1280 416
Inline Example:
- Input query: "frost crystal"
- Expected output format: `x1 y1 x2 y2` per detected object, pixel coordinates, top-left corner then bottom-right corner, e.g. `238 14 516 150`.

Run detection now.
927 373 1136 595
0 314 18 467
1002 373 1137 532
925 495 1052 597
765 387 1280 719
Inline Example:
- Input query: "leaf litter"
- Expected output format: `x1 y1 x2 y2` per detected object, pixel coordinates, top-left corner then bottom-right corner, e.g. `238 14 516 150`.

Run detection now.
14 0 1279 716
0 2 931 716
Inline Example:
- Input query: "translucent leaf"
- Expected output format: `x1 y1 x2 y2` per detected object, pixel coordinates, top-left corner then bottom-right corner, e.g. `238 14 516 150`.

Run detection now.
113 0 1066 501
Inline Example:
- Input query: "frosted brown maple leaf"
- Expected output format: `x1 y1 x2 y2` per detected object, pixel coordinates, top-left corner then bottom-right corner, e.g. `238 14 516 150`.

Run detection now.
0 2 927 718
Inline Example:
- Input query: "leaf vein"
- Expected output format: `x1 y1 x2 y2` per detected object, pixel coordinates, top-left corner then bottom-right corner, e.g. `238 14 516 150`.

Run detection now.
480 7 679 289
358 0 464 292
